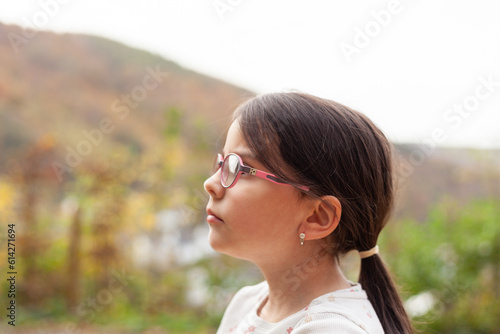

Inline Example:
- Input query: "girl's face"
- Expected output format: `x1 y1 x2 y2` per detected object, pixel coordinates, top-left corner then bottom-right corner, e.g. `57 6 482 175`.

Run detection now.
204 120 311 264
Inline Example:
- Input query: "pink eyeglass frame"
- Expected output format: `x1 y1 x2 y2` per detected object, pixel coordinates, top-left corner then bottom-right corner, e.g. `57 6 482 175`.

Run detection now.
216 153 310 192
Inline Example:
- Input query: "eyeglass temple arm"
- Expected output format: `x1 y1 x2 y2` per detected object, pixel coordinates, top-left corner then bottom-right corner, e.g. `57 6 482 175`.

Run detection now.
240 166 310 192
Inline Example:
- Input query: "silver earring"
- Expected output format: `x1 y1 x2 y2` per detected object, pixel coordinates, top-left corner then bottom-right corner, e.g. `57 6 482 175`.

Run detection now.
299 233 305 245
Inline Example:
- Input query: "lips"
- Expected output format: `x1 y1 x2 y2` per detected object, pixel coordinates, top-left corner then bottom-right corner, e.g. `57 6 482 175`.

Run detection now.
206 208 224 224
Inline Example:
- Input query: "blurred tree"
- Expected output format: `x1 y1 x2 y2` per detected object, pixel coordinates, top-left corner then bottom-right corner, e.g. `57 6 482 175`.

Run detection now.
163 107 182 141
65 206 82 309
11 135 60 308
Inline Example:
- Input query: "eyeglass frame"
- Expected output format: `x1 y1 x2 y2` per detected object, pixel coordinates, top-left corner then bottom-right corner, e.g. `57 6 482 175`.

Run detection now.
215 153 310 192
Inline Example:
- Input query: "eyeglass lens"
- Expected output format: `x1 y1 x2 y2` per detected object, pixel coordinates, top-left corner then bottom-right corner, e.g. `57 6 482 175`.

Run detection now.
221 155 239 187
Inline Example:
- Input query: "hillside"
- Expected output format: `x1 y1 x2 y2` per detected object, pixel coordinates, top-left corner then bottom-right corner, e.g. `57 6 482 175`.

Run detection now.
0 23 252 169
393 144 500 220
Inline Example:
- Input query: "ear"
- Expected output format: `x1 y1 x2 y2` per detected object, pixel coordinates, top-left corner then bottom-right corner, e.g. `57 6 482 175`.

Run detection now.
300 196 342 241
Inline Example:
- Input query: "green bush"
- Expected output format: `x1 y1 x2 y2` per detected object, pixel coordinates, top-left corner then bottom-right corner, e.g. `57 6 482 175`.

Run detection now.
380 199 500 333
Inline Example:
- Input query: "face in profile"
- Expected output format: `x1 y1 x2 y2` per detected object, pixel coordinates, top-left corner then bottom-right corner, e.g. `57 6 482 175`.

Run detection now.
204 119 311 263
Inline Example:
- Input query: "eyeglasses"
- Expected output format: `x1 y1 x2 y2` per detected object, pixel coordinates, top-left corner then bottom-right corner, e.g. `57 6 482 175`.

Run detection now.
214 153 309 192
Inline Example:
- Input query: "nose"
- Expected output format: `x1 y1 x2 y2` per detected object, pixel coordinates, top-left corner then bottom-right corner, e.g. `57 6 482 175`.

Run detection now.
204 169 224 199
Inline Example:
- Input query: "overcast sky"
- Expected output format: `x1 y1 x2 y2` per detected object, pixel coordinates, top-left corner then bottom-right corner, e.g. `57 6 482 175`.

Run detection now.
1 0 499 149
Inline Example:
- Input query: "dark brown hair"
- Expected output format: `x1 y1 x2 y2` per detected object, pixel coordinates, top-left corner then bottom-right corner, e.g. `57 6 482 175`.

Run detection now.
233 92 413 334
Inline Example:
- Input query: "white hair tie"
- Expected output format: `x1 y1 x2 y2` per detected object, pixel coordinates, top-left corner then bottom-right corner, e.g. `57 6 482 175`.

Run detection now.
359 245 379 259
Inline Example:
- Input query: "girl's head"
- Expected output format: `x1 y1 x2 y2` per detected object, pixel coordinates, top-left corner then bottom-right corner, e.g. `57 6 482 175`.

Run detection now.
233 92 394 257
205 91 412 333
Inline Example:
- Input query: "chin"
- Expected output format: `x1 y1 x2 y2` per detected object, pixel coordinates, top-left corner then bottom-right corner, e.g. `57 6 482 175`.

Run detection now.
207 228 225 252
207 230 248 260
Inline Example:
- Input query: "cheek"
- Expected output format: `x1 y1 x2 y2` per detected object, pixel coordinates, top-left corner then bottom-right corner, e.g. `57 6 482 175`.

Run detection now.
229 186 301 236
208 182 305 259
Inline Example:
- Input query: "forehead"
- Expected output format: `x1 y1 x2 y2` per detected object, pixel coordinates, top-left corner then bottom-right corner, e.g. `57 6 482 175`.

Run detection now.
223 120 254 158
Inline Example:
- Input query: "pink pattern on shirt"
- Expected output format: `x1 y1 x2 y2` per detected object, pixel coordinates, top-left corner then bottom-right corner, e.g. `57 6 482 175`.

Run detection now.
244 325 256 333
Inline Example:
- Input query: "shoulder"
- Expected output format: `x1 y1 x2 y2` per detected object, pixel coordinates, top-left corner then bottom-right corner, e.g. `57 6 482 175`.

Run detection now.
217 282 268 333
292 313 372 333
293 284 385 334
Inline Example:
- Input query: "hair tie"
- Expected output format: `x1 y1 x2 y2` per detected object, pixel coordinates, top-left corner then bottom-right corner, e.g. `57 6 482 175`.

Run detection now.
359 245 379 259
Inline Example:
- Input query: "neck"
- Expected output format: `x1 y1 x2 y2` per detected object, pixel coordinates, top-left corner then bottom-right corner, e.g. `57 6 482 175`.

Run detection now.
255 245 350 323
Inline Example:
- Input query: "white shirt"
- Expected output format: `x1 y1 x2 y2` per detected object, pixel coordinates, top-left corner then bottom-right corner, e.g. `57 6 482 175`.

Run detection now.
217 281 384 334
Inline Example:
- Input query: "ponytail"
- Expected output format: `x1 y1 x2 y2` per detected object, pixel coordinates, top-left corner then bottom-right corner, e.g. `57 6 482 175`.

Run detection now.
359 255 413 334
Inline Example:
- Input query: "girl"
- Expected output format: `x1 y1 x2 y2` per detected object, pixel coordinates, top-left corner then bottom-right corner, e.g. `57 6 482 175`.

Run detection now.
204 92 413 333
